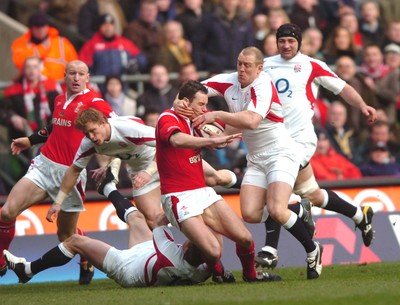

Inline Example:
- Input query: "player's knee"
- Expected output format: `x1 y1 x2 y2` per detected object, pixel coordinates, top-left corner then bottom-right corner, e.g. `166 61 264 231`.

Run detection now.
267 206 286 224
235 231 253 248
241 206 264 223
208 244 222 261
0 204 17 222
242 212 261 223
63 234 82 251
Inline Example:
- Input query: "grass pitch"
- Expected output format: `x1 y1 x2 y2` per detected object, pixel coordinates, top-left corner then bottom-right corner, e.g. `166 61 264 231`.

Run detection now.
1 262 399 305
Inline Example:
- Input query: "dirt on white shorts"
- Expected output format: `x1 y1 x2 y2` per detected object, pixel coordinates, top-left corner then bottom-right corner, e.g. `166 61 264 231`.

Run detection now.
24 154 87 212
161 187 223 229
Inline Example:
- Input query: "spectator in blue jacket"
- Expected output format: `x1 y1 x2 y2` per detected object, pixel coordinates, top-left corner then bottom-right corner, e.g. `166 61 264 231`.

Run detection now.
192 0 255 71
359 142 400 177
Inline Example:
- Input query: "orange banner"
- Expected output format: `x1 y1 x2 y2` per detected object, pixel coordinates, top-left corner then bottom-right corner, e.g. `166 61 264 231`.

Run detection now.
12 184 400 236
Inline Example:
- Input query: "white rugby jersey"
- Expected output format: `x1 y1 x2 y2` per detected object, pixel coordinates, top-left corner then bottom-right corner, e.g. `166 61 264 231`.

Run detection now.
74 116 156 169
146 227 210 287
263 53 346 137
203 72 294 155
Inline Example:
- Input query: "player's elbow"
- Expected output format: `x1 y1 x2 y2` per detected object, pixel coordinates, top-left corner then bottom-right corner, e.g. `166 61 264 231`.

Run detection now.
243 113 262 130
169 136 182 148
246 121 260 130
169 133 188 148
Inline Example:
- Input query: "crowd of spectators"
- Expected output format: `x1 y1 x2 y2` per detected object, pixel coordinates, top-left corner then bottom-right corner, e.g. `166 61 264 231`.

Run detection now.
1 0 400 194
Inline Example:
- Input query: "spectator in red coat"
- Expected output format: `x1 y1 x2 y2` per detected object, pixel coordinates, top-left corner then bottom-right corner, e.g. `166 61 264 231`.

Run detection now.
310 129 362 181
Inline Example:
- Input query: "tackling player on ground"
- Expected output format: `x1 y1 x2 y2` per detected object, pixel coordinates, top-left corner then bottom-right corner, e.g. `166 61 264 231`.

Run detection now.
4 206 216 287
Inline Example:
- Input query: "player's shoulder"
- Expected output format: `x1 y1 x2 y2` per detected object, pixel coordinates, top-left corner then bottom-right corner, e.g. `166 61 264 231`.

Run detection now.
263 54 281 65
110 116 148 130
86 90 105 102
298 53 328 67
204 72 237 84
257 71 274 83
158 109 180 122
53 93 65 105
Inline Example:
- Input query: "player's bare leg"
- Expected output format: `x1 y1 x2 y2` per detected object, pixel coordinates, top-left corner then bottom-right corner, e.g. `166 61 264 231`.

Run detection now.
0 178 47 277
1 178 48 222
241 183 322 279
133 187 162 229
56 210 94 284
203 199 281 282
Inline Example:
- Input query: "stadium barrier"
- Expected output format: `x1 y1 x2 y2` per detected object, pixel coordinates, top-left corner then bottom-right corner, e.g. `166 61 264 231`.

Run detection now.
1 177 400 284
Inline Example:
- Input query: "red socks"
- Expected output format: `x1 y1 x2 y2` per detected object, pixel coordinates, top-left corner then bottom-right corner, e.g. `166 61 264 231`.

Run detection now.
236 240 257 281
0 219 16 267
201 253 224 276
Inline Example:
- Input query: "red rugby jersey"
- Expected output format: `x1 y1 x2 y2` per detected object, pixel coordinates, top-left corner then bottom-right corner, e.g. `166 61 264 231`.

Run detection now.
41 89 114 166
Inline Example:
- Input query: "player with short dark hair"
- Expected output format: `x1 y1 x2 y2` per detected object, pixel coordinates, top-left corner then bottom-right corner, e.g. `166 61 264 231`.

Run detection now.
46 106 243 230
156 80 281 283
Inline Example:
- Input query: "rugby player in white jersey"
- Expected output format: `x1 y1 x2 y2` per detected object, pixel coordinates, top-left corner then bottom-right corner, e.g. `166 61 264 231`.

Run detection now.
187 48 323 280
0 60 115 284
45 107 242 231
4 207 214 287
255 23 377 268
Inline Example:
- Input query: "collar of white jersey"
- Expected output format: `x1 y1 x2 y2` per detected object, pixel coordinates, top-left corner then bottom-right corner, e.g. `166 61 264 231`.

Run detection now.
282 51 302 62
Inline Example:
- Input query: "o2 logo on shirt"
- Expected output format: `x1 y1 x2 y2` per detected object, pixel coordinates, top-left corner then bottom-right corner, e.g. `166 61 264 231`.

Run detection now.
275 78 293 98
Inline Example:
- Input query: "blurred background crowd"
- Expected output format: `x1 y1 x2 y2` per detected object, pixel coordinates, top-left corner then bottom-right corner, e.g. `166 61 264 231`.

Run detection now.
0 0 399 195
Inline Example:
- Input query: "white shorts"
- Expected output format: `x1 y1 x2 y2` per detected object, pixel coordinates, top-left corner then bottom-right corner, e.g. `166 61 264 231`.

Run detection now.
242 146 299 189
291 127 317 168
126 162 160 197
161 187 223 229
103 240 154 288
25 154 87 212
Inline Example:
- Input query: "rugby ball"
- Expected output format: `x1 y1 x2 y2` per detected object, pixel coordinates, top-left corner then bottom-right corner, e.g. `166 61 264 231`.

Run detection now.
194 121 225 138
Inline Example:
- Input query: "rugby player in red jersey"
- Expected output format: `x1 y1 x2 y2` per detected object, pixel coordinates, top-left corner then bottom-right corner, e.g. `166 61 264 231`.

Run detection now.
0 60 115 284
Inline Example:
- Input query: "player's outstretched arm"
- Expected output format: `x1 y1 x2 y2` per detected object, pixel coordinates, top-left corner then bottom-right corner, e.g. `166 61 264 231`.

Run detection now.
169 131 241 150
193 110 262 130
339 84 377 123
